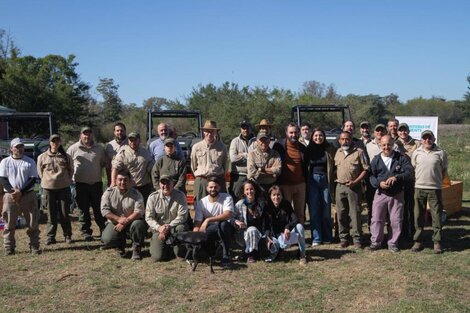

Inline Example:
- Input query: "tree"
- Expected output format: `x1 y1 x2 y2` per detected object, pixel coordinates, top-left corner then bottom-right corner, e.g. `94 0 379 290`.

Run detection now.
96 78 122 123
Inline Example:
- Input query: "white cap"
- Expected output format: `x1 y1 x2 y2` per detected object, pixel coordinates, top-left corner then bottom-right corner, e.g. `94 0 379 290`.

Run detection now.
10 138 24 148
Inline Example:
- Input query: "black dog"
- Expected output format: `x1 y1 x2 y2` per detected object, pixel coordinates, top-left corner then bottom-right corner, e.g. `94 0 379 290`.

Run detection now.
166 231 215 273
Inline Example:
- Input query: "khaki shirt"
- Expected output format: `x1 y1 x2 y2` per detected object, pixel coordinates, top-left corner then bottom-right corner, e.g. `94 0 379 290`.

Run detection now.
411 145 447 189
37 150 74 189
105 138 128 167
247 147 282 185
191 139 227 178
112 145 154 187
334 147 369 184
145 189 188 231
67 140 106 184
398 136 421 158
100 186 145 220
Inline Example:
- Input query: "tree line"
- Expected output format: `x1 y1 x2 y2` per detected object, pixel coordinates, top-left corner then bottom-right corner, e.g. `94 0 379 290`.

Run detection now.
1 29 469 144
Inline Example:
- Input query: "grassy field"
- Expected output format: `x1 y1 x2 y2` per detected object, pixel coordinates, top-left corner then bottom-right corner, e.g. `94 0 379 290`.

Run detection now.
1 124 470 313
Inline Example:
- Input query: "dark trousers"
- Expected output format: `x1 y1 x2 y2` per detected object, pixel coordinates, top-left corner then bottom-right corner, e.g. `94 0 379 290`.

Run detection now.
364 178 376 227
43 187 72 239
101 219 147 248
75 182 106 236
136 183 152 206
228 173 247 203
204 221 234 259
401 181 415 240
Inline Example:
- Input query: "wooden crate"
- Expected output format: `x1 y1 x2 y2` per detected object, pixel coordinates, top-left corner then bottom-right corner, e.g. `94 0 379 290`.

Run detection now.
442 180 463 216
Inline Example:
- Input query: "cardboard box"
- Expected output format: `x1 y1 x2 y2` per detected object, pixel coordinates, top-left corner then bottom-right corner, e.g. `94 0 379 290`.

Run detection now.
442 180 463 216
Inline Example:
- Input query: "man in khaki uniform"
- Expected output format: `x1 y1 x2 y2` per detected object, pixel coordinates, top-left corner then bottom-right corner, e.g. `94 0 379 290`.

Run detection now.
112 132 154 204
191 120 228 203
105 122 128 186
335 131 369 248
247 131 282 194
67 127 107 241
145 175 188 262
101 170 147 260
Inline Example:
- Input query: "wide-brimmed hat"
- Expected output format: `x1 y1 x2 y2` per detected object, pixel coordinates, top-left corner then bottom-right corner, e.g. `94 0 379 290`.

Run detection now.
201 120 220 131
256 119 273 129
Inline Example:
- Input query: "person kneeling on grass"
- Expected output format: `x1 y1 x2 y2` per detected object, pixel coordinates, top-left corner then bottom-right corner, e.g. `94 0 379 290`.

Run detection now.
100 170 147 260
145 175 188 262
232 180 269 263
265 185 307 265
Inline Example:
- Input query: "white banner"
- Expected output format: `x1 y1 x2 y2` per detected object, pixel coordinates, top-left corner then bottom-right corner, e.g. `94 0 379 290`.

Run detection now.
395 116 439 141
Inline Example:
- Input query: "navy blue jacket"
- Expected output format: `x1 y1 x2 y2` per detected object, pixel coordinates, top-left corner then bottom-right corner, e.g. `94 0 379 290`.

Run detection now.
369 151 413 196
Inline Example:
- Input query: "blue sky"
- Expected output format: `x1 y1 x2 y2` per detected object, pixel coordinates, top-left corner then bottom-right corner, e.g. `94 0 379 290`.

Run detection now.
1 0 469 105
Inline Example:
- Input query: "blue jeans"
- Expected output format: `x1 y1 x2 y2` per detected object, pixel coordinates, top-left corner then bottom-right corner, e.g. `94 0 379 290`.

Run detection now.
307 173 332 243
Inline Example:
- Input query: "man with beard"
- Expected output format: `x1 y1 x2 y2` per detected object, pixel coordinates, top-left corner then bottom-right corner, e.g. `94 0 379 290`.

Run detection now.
247 131 282 194
67 127 107 241
148 123 184 161
334 131 369 248
0 138 40 255
411 130 448 254
299 123 311 147
339 120 366 151
275 123 308 224
359 121 372 146
112 132 154 204
105 122 128 186
229 120 254 201
193 177 234 268
368 135 413 252
101 170 147 260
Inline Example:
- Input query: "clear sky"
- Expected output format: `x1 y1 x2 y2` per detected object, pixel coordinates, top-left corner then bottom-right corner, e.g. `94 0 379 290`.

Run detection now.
1 0 469 105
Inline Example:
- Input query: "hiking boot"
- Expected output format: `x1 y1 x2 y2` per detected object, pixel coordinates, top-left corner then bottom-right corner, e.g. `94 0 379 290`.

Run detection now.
31 247 41 255
388 246 400 253
83 234 94 242
247 256 256 263
65 236 73 244
299 254 308 266
433 242 443 254
411 242 423 252
368 244 381 251
221 257 233 269
46 237 57 245
131 243 142 261
4 248 15 256
353 242 363 249
338 241 348 248
116 247 126 258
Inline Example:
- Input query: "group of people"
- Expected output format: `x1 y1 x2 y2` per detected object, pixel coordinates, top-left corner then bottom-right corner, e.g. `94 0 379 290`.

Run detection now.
0 115 448 266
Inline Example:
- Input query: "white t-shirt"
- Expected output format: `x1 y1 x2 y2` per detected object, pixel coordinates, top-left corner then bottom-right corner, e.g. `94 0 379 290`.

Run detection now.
0 156 38 191
194 193 234 223
380 154 393 171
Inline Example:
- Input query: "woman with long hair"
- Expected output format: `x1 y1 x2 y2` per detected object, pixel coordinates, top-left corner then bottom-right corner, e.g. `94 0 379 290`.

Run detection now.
265 185 307 265
306 128 335 245
37 134 74 244
232 180 268 263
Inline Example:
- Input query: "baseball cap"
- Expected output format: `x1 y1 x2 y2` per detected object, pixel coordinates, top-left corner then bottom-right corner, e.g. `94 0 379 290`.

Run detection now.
257 130 269 140
360 121 370 128
81 126 92 133
398 123 409 131
164 137 175 145
10 138 24 148
127 132 140 139
374 124 386 131
421 130 435 138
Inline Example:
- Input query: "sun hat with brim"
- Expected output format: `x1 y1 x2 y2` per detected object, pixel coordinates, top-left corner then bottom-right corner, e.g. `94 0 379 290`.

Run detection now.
374 124 386 131
128 132 140 139
10 138 24 148
201 120 220 131
421 130 435 138
256 119 273 129
81 126 92 133
398 123 409 131
49 134 61 141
